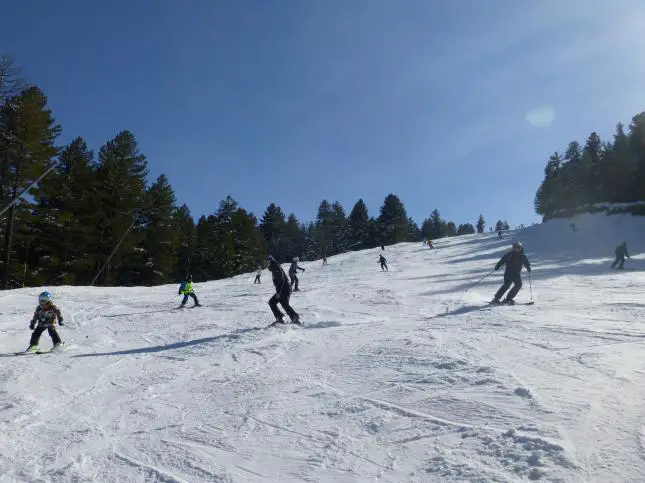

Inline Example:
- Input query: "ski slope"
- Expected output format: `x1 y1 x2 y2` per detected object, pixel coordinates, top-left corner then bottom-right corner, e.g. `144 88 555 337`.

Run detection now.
2 212 645 482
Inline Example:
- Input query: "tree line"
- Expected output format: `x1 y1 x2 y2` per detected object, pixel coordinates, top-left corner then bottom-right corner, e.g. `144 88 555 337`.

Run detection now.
535 110 645 219
0 55 494 288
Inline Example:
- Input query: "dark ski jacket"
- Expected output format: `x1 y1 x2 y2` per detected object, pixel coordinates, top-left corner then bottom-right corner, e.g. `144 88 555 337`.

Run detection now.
495 250 531 275
379 255 387 264
289 261 305 275
615 244 629 259
31 302 64 328
268 260 291 295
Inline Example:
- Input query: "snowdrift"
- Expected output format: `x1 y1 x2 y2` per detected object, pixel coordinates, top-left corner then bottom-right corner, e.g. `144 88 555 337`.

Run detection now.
1 212 645 482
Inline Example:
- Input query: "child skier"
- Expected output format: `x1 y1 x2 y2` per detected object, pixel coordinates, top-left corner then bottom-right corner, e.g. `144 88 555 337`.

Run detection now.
266 255 300 325
178 274 201 308
289 257 306 291
254 266 262 284
379 254 388 271
490 241 531 305
26 291 64 352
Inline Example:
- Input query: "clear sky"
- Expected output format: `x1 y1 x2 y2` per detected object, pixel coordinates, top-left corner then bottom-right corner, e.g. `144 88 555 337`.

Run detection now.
3 0 645 229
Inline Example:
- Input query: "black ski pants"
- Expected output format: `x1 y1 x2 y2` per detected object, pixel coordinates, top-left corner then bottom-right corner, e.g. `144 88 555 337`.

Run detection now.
254 275 261 283
611 256 625 269
30 325 61 346
269 289 298 320
495 272 522 301
181 293 199 306
380 262 388 271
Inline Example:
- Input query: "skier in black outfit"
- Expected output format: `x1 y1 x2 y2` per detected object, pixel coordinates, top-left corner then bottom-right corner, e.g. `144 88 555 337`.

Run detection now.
266 255 300 325
289 257 306 291
490 241 531 305
611 242 630 269
379 254 388 271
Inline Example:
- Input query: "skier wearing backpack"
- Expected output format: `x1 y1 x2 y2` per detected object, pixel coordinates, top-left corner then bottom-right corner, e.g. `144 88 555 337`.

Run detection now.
289 257 305 291
266 255 300 325
25 291 64 353
490 241 531 305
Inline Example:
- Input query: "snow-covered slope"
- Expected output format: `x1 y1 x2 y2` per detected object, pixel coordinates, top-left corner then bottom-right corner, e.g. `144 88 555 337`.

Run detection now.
2 213 645 482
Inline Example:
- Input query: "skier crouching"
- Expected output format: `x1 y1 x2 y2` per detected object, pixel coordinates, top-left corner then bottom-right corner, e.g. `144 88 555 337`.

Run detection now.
266 255 301 325
26 291 64 352
490 242 531 305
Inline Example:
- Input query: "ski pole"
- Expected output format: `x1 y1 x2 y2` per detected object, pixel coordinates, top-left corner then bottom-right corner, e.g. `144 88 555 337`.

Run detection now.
464 269 494 292
529 271 533 300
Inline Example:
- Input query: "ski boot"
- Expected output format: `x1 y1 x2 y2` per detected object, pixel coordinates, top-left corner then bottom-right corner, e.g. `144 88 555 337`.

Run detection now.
502 298 515 305
25 345 39 353
291 315 302 326
269 317 286 328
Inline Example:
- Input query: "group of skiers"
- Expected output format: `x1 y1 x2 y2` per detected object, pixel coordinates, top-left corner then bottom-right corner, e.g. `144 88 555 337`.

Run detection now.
21 235 634 351
487 240 631 305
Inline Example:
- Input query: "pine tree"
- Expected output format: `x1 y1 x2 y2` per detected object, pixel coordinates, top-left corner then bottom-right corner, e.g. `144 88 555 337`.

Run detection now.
260 203 288 261
31 137 97 285
0 55 24 106
93 131 149 285
284 213 306 260
406 217 421 241
605 123 636 201
0 86 60 288
628 113 645 200
347 199 370 250
173 204 196 280
314 200 333 256
378 194 408 245
134 174 179 285
476 215 485 233
443 221 457 236
457 223 476 235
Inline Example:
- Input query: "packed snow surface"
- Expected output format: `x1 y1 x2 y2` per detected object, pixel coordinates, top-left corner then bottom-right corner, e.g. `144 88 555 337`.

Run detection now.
2 213 645 482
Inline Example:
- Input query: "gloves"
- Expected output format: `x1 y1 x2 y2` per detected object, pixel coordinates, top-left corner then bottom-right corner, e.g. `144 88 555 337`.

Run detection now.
59 319 64 326
29 322 35 330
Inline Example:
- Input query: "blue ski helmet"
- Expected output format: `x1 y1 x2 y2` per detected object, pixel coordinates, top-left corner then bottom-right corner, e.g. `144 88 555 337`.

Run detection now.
38 291 52 304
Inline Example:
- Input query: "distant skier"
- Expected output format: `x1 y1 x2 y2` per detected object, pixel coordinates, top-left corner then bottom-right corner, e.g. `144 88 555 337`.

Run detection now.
498 230 503 239
379 254 388 271
289 257 306 291
428 240 435 249
25 291 64 352
266 255 300 325
322 255 327 265
569 222 578 232
254 266 262 284
490 241 531 305
611 242 630 269
178 274 201 308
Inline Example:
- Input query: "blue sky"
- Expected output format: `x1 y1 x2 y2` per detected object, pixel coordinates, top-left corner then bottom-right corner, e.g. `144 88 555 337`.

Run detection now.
3 0 645 230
